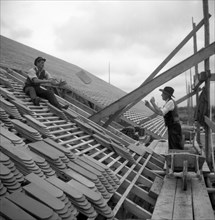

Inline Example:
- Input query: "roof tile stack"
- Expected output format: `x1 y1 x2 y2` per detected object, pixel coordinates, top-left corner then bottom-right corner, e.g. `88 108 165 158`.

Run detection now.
0 152 25 184
0 197 37 220
0 180 9 200
6 191 61 220
47 176 98 219
0 141 46 179
25 173 79 218
0 163 22 194
12 119 43 142
0 126 25 146
0 107 14 128
24 114 54 138
0 97 23 120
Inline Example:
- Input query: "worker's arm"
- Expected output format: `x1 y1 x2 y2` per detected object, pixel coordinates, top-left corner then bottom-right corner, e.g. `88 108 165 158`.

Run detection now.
27 68 54 85
150 97 163 116
145 98 163 116
32 77 54 84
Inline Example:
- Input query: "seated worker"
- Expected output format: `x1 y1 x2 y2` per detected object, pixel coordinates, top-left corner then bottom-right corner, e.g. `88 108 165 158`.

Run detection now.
144 86 183 150
23 56 69 110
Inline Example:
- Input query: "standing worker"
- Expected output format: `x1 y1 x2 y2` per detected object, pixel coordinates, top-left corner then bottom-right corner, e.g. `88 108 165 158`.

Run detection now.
145 86 183 150
23 56 69 110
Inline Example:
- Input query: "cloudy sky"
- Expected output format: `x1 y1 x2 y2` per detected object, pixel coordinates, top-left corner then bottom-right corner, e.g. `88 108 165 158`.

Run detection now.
1 0 215 106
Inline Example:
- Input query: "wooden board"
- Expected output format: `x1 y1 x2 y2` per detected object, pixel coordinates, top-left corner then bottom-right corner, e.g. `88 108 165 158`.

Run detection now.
192 177 214 220
173 179 193 220
148 176 163 199
151 177 177 220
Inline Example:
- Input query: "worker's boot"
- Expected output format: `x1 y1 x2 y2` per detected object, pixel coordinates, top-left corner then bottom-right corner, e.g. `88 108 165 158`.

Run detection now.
32 97 41 106
61 104 69 110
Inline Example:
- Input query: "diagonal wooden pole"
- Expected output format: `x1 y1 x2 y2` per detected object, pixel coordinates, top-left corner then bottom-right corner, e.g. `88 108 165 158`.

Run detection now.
89 42 215 124
99 16 211 127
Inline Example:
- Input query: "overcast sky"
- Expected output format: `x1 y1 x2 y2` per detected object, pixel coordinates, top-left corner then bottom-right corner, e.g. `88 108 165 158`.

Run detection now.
1 0 215 106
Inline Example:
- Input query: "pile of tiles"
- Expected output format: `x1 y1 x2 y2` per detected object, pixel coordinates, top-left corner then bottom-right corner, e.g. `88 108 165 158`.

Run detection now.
12 119 43 142
1 125 26 146
24 114 54 138
0 96 23 120
0 132 120 220
0 107 13 128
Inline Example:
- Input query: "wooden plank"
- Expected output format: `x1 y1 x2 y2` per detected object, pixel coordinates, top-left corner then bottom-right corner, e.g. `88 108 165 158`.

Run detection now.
122 178 156 206
192 177 214 220
151 177 177 220
211 73 215 81
113 154 151 215
114 191 152 219
148 176 163 199
205 116 215 132
154 140 169 155
173 179 193 220
147 140 159 151
111 141 136 164
127 143 148 156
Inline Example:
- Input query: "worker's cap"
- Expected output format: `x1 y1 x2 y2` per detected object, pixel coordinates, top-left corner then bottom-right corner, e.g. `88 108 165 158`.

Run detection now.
34 57 46 65
159 86 175 98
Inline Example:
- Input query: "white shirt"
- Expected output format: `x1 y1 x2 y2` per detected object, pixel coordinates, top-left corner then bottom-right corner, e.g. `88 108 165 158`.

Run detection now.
160 99 174 116
27 67 52 80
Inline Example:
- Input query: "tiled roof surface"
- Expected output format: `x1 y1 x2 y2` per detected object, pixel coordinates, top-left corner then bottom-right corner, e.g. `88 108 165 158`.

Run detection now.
0 39 168 219
0 35 152 122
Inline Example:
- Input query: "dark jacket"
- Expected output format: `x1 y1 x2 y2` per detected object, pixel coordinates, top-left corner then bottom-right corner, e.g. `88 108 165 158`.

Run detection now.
194 87 208 126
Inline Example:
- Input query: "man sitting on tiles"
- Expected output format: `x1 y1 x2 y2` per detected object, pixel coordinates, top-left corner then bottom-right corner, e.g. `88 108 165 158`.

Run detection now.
23 56 68 110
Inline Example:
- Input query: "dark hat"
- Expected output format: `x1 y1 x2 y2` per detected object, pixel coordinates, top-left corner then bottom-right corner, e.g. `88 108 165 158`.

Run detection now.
159 86 175 98
34 57 46 65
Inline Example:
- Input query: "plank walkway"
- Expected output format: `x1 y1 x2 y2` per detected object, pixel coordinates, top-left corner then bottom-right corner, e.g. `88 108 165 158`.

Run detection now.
151 176 214 220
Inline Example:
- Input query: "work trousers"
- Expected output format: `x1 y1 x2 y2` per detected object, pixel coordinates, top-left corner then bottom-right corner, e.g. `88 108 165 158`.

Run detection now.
167 123 183 150
24 86 61 109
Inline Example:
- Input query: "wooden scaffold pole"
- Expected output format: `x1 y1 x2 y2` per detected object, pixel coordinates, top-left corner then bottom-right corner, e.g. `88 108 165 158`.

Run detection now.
202 0 212 168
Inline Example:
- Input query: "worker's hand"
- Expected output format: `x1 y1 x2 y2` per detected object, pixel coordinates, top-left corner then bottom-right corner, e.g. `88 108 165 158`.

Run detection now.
144 100 150 108
150 97 155 104
50 78 59 86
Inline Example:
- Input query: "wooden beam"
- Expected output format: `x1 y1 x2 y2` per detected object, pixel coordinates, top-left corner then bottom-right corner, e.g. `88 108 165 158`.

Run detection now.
176 87 202 105
89 42 215 123
203 0 212 168
151 177 177 219
113 192 152 219
112 154 151 215
205 116 215 132
173 179 193 220
210 73 215 81
121 178 156 205
192 177 214 220
148 176 163 199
